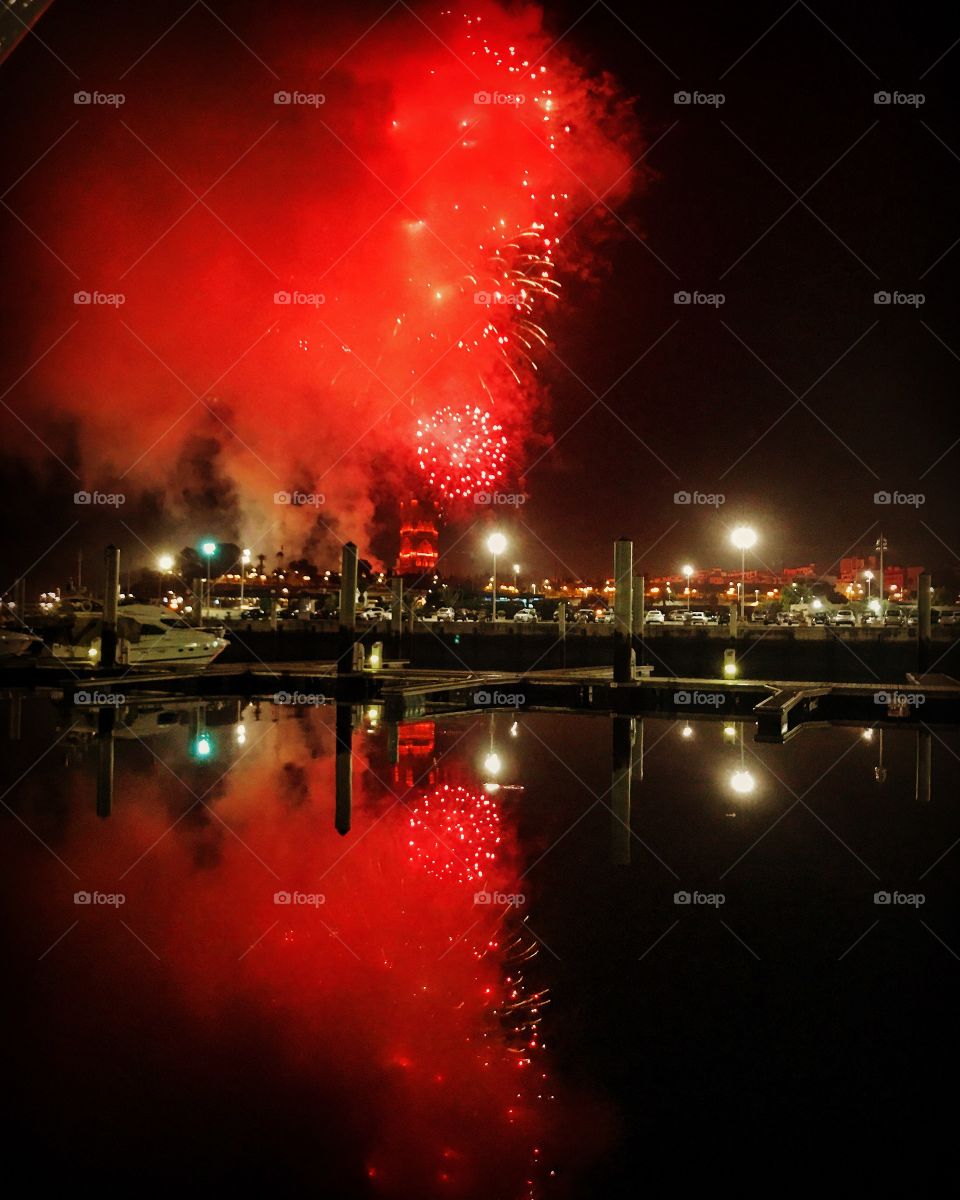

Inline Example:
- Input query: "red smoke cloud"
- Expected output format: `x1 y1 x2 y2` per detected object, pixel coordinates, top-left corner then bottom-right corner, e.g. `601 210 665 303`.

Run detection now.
6 1 641 561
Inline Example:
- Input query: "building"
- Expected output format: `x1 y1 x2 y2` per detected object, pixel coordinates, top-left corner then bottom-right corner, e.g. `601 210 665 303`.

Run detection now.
396 499 439 577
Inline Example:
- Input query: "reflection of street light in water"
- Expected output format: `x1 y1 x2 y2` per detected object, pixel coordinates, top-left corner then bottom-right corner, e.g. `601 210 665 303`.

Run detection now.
870 728 887 783
483 712 502 777
728 724 756 796
680 723 694 739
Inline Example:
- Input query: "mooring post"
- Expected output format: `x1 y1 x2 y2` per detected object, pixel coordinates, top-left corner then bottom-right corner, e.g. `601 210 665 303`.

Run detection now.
915 728 932 804
335 702 353 835
633 574 645 667
338 542 359 674
96 706 116 819
101 544 120 671
391 576 403 658
918 572 932 674
613 538 635 683
611 716 634 864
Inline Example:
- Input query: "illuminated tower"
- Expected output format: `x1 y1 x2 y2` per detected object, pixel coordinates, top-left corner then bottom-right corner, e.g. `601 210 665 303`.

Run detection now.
395 498 439 577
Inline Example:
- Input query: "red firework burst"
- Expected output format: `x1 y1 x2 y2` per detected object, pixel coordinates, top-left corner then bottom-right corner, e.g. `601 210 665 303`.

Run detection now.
416 404 507 504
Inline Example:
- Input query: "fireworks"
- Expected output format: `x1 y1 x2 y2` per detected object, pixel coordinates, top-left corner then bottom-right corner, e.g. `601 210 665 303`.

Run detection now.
407 781 502 882
416 403 507 501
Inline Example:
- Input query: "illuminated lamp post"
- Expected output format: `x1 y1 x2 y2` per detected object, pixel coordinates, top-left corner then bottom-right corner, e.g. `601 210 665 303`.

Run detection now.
487 532 507 622
682 564 694 610
730 526 757 621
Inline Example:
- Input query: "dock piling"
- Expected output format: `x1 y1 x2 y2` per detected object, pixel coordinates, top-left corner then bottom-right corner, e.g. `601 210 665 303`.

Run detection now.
613 538 635 683
101 545 120 670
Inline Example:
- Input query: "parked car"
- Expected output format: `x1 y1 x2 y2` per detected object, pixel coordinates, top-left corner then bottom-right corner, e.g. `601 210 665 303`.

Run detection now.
644 609 665 624
595 609 615 624
574 609 594 624
359 607 389 623
514 608 538 624
776 611 801 626
684 610 708 625
434 606 456 621
833 608 856 627
883 609 906 627
749 608 767 623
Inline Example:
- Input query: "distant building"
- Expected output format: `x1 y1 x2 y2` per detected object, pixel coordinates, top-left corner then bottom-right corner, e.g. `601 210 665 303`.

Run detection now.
396 499 439 577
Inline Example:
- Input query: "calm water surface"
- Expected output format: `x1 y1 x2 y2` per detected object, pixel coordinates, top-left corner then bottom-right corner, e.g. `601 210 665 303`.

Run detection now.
2 696 957 1193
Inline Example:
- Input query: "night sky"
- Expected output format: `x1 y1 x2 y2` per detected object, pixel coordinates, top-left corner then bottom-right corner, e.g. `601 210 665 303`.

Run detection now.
1 0 958 587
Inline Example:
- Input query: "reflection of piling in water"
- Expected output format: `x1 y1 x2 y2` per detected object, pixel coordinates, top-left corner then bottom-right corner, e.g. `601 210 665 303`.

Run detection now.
918 572 932 674
101 545 121 671
386 718 399 765
915 728 932 803
335 704 353 835
96 705 116 819
611 716 635 865
338 542 359 674
8 694 22 741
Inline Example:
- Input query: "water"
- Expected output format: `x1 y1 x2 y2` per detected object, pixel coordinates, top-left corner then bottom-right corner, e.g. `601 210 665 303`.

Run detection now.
1 695 957 1193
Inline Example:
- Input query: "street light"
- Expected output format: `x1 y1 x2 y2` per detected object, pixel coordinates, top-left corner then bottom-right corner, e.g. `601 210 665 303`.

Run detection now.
730 526 757 621
157 553 174 604
201 541 217 617
864 569 873 601
240 547 251 612
486 532 507 621
513 563 520 593
681 564 694 610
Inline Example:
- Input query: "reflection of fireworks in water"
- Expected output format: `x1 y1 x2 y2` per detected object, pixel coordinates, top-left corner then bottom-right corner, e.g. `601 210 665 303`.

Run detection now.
407 782 502 882
416 404 507 502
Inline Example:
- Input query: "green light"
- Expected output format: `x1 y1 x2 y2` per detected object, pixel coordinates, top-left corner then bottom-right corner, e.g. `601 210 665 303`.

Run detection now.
201 541 217 557
193 732 214 759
